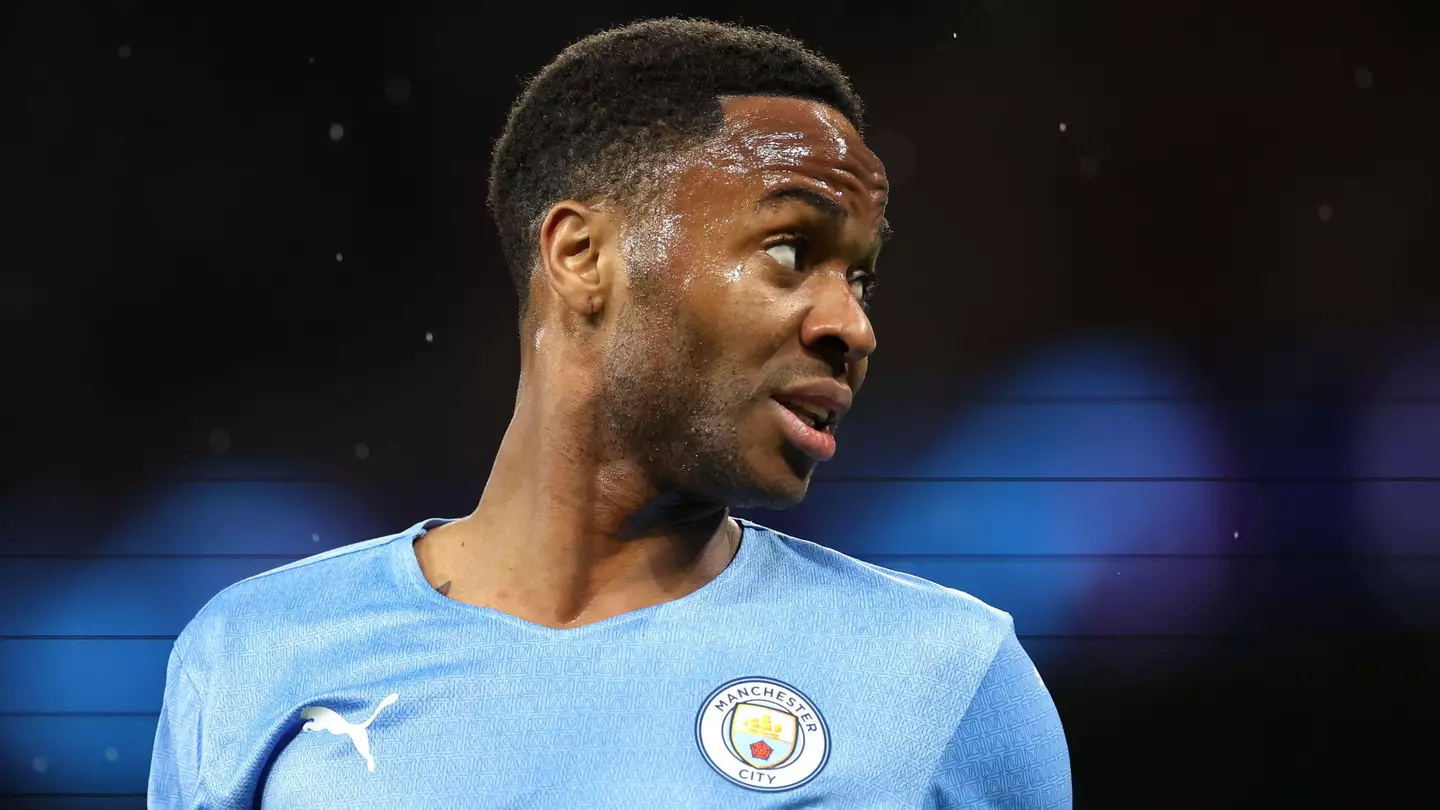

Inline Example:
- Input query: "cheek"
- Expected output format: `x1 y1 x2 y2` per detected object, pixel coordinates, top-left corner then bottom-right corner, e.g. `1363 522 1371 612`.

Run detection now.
675 269 799 397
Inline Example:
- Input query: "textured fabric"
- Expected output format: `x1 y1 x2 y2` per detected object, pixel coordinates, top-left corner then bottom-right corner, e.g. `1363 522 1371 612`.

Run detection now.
929 632 1072 808
149 517 1071 808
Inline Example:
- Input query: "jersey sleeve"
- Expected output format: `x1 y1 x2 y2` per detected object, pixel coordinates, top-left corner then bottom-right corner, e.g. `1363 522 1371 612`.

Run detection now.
930 623 1073 809
148 644 207 809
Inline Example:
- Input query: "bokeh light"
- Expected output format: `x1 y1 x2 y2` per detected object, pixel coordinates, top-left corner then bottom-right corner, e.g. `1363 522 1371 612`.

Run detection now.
1352 332 1440 629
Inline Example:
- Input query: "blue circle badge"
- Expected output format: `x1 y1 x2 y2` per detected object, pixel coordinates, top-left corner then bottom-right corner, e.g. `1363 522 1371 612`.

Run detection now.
695 676 830 792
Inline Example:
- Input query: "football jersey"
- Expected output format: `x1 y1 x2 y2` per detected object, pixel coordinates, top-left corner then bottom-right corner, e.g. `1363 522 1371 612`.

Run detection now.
149 517 1071 808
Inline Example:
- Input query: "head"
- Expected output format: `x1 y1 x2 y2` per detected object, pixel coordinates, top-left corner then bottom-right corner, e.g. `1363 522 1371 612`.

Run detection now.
487 18 889 510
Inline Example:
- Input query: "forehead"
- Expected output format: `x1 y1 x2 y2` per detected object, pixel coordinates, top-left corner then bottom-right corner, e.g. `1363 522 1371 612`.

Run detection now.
667 96 888 215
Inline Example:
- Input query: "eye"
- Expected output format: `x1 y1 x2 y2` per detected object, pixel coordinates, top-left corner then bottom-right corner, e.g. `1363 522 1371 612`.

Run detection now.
849 272 877 304
764 237 807 271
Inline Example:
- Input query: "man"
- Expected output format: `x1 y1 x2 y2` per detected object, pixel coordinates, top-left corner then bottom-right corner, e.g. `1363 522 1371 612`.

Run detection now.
150 18 1071 808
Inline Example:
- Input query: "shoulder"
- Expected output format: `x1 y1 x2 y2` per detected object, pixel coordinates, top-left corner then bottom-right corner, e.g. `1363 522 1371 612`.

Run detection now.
739 518 1014 661
170 522 419 683
931 626 1073 807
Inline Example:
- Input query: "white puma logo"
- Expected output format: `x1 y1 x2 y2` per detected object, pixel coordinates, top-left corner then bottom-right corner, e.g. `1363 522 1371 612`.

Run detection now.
299 693 399 773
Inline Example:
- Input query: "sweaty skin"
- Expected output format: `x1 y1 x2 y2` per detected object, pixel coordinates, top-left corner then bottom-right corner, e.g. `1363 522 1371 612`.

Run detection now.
415 95 889 629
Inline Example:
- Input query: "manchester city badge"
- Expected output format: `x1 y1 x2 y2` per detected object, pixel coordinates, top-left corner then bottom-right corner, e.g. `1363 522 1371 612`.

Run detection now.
695 676 830 792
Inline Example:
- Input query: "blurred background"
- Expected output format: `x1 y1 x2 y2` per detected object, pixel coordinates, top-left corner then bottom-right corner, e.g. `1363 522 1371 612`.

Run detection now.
3 0 1438 806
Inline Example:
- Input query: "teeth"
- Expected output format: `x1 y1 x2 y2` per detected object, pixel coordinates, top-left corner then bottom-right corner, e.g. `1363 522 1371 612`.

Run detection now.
786 401 831 427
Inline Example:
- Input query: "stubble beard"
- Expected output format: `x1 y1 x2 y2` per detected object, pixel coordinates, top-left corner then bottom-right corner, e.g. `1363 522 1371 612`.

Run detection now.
599 298 766 508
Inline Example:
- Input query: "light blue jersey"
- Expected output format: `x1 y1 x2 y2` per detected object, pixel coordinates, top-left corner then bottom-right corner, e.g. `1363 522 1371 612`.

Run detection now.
149 517 1071 808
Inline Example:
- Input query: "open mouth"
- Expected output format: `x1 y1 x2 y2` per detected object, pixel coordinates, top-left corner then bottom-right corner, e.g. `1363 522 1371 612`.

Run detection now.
774 398 836 432
769 382 849 463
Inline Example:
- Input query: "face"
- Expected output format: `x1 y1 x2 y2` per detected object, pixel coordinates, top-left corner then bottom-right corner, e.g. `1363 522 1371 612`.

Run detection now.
600 95 889 509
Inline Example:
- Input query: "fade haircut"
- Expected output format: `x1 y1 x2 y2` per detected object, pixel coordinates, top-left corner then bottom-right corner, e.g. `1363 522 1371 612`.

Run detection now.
485 17 867 322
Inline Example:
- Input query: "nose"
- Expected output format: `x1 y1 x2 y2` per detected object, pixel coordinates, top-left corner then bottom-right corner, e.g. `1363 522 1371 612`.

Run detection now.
799 272 877 369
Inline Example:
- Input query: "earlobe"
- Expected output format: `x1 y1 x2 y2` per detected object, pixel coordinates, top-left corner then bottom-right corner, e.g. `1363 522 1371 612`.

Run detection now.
538 200 613 319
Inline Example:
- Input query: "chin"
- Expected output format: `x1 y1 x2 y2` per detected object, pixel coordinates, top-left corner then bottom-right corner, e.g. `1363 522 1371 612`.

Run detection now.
727 447 816 510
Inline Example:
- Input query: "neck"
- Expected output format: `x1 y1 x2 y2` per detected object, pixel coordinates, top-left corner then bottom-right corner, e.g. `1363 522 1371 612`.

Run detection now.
415 346 740 630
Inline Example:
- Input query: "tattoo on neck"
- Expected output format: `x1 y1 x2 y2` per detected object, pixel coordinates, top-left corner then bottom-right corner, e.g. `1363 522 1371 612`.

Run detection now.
435 580 452 596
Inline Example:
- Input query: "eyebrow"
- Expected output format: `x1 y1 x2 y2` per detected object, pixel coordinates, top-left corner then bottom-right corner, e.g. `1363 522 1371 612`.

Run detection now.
756 185 892 245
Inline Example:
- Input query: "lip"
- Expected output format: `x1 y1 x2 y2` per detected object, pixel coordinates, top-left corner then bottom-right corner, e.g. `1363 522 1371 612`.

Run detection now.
772 399 838 462
771 380 853 427
770 380 853 463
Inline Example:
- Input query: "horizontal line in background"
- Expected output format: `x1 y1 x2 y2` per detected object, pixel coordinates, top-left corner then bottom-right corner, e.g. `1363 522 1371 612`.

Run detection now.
815 476 1440 483
2 706 160 711
2 552 1437 561
873 551 1440 560
0 635 179 641
942 396 1440 403
4 632 1434 646
0 794 147 799
0 553 310 560
0 797 148 801
11 475 1440 484
868 552 1440 559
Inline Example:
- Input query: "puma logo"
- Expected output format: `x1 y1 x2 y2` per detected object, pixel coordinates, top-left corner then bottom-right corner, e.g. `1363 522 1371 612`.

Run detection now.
299 693 399 773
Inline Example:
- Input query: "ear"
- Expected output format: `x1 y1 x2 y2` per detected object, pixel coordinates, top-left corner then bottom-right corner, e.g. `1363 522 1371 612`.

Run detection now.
537 200 618 319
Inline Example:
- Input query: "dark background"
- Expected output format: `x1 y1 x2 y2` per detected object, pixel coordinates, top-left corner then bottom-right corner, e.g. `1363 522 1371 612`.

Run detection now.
4 0 1439 806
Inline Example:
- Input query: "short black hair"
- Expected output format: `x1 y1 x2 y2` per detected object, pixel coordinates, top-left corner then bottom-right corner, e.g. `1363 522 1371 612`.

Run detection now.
486 17 867 321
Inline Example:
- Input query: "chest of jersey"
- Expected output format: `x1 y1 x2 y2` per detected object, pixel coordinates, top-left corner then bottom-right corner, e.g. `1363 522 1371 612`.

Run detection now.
255 634 950 808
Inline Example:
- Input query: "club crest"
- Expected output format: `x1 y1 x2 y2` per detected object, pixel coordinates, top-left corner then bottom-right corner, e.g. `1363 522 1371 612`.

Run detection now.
695 676 830 792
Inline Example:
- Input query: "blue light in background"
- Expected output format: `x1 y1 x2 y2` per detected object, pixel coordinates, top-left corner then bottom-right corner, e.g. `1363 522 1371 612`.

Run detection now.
2 456 380 721
1352 332 1440 629
767 334 1242 642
